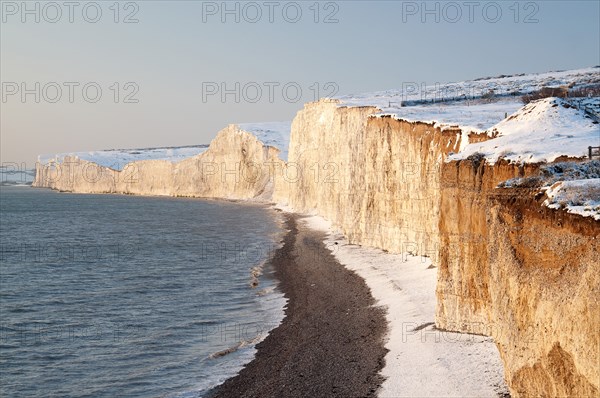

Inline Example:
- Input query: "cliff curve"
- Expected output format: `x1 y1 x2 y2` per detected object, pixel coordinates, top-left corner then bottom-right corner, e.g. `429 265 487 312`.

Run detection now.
32 71 600 397
34 124 286 200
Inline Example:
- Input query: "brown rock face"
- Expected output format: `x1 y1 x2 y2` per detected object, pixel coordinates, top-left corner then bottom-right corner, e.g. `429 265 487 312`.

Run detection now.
278 100 599 397
437 159 600 397
511 343 598 397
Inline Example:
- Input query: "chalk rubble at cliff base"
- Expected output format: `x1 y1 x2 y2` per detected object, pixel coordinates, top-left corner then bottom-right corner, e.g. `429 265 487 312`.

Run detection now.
297 214 510 398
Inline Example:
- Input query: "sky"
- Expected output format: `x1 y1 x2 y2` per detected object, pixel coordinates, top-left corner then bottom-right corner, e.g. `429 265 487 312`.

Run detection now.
1 0 599 166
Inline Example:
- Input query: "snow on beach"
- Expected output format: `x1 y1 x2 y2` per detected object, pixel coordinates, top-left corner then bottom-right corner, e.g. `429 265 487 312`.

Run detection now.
286 70 598 393
297 214 509 398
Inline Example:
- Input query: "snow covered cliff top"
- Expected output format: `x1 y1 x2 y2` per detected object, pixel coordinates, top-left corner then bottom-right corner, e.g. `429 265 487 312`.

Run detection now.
237 121 291 161
449 97 600 164
37 122 292 170
38 145 209 171
543 179 600 221
499 161 600 221
336 66 599 134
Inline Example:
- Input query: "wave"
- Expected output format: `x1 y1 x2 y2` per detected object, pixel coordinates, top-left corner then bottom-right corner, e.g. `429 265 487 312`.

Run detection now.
207 333 265 360
249 264 263 288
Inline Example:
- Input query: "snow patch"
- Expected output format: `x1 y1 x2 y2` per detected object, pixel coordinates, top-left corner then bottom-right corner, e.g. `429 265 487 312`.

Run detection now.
38 145 209 171
371 98 524 135
337 67 599 133
298 215 509 398
449 97 600 164
237 121 291 161
543 179 600 221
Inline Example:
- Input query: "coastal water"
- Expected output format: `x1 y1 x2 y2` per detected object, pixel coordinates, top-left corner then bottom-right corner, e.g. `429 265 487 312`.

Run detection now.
0 186 286 397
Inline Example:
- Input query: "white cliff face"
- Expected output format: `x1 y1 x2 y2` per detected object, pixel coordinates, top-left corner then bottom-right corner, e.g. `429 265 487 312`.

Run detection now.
274 99 470 257
33 74 600 396
34 124 287 200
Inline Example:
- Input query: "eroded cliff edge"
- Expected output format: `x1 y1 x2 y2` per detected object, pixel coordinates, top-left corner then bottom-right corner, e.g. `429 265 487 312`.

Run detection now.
273 99 599 396
438 159 599 397
34 96 599 396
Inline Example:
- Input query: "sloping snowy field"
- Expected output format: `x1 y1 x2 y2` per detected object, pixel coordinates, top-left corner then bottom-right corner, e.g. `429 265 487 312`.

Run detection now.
37 122 292 170
38 145 210 171
338 66 599 134
237 122 291 161
453 97 599 220
450 97 600 164
372 97 525 137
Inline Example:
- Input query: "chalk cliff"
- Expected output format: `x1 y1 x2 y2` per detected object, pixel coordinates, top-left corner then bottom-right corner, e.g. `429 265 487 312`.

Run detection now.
34 124 285 200
273 100 488 256
34 70 600 397
273 98 599 397
437 159 599 397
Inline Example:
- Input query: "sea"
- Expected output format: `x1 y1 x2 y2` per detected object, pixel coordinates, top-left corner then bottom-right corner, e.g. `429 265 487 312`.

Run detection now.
0 186 287 397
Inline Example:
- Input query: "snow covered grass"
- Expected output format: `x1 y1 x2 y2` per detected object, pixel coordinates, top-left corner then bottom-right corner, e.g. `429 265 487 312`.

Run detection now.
337 67 599 134
499 160 600 189
449 97 600 164
543 179 600 220
370 97 524 136
338 67 599 110
296 214 509 398
38 145 209 171
335 67 599 166
236 121 291 161
498 161 600 221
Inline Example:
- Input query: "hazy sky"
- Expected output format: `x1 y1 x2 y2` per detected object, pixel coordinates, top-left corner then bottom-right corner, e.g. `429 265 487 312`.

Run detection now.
2 0 599 165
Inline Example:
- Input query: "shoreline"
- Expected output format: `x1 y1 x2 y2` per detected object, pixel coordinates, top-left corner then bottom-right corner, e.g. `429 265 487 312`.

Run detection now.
302 215 510 397
20 187 509 396
208 213 388 398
